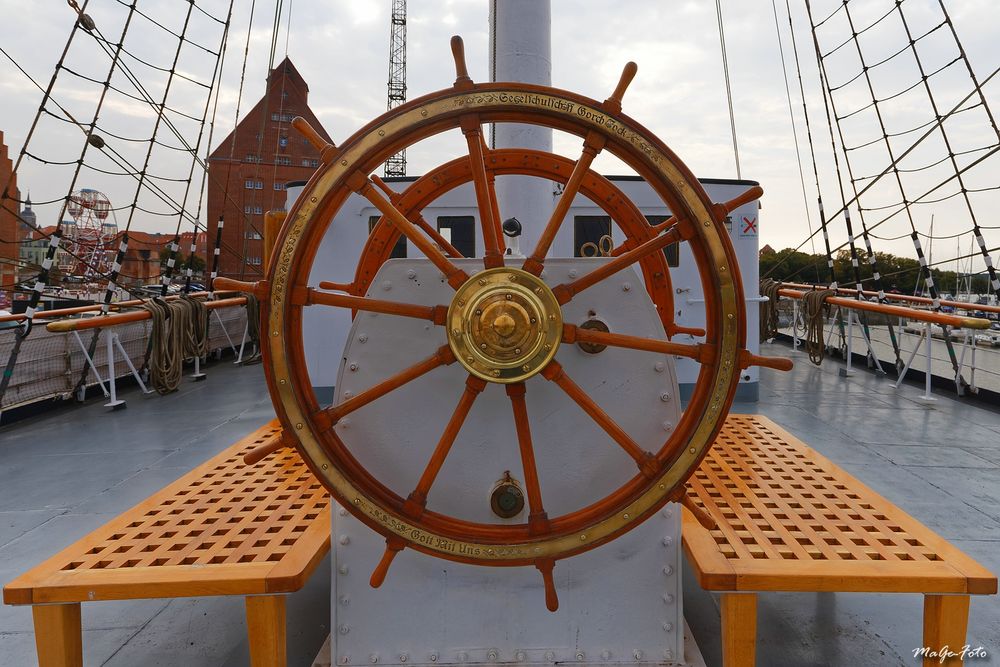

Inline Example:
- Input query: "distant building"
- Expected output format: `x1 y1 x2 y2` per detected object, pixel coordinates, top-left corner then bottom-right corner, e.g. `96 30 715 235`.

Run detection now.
206 58 331 278
0 131 19 289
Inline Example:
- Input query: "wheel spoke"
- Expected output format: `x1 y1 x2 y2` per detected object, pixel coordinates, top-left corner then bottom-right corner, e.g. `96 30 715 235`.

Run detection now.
483 137 506 255
346 171 470 288
315 345 456 429
402 375 488 518
541 360 658 478
551 223 689 305
563 324 714 363
459 115 504 269
505 383 549 533
523 132 606 275
307 286 448 324
371 175 464 258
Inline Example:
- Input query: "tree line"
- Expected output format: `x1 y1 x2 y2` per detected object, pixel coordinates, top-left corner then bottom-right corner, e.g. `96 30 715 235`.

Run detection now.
760 247 992 296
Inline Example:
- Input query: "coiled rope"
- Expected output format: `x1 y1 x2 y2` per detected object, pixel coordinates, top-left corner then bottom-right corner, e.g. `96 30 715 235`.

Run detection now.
239 293 262 365
143 296 208 394
803 289 836 366
759 278 782 341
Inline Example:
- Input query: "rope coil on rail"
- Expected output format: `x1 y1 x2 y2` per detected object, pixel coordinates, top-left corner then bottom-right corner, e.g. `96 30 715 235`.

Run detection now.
803 289 837 366
143 296 209 394
759 278 782 341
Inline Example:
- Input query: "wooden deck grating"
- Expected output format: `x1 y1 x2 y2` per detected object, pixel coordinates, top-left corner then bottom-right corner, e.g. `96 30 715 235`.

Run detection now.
682 415 996 594
4 421 332 605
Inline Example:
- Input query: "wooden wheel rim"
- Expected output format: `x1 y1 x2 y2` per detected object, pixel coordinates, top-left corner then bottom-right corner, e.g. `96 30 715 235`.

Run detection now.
264 82 746 565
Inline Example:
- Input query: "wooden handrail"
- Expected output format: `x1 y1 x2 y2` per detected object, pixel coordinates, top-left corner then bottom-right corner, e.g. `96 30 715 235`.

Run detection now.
44 297 247 333
778 288 990 330
781 282 1000 316
0 292 217 324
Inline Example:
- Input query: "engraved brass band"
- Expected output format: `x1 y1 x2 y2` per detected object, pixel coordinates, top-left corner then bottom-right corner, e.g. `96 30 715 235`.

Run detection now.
265 85 742 562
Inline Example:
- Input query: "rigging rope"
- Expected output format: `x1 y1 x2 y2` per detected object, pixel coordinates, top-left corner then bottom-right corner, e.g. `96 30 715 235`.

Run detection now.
714 0 741 179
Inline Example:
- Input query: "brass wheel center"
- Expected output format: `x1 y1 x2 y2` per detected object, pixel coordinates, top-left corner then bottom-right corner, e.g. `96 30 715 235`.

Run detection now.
493 313 517 337
448 268 562 383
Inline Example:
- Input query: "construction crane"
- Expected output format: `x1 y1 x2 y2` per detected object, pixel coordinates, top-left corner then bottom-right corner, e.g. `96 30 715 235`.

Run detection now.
384 0 407 177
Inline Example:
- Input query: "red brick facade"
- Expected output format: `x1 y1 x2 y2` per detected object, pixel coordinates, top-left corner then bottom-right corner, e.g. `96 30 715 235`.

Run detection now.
206 58 331 278
0 131 19 292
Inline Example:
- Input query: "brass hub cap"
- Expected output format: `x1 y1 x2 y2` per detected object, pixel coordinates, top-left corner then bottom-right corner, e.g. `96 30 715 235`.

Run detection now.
448 268 562 383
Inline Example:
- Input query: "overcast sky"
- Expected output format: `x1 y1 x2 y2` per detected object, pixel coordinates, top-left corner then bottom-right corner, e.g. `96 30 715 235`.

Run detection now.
1 0 997 270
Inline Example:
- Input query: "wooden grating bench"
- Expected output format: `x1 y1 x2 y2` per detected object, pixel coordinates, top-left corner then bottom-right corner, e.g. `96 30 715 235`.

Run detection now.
3 420 331 667
682 414 997 667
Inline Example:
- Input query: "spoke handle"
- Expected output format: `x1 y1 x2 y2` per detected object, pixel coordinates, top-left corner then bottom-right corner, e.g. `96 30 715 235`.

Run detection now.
213 276 266 297
739 350 793 372
451 35 473 87
603 61 638 113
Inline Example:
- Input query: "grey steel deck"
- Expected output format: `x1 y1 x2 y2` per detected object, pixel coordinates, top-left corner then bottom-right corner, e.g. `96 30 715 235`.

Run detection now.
0 342 997 666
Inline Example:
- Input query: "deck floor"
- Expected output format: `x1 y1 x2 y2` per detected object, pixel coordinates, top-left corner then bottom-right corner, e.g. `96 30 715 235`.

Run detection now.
0 342 997 666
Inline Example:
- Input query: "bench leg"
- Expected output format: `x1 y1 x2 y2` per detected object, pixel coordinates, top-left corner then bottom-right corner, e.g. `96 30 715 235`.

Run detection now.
721 593 757 667
246 594 287 667
32 603 82 667
923 594 970 667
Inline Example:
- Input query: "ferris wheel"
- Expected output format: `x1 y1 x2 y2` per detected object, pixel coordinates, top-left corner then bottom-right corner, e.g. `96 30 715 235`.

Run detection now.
62 189 117 280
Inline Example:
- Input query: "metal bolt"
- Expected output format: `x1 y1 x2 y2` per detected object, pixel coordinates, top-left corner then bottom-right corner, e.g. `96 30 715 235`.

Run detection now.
548 314 556 321
339 624 350 635
475 309 482 315
659 391 671 402
568 270 578 279
576 652 585 661
544 344 552 350
664 649 673 661
467 356 475 363
382 281 392 291
340 418 351 429
350 363 359 372
339 594 350 605
514 347 521 354
600 651 612 661
341 656 350 665
359 334 368 343
522 364 531 371
339 535 350 546
662 421 673 431
429 654 439 663
407 269 416 279
662 593 675 604
487 649 499 661
663 508 673 519
633 650 644 661
399 654 408 663
492 369 501 377
622 282 632 292
458 652 469 663
338 507 348 517
343 391 353 399
338 565 349 575
662 536 673 546
479 279 488 286
508 274 517 281
663 622 674 632
663 565 674 576
369 655 379 664
514 651 526 662
530 317 536 323
505 293 512 300
544 652 555 662
480 343 488 349
654 361 665 372
689 447 696 454
452 329 462 338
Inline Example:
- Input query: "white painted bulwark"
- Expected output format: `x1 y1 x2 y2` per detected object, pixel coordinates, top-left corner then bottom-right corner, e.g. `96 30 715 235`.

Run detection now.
330 258 685 665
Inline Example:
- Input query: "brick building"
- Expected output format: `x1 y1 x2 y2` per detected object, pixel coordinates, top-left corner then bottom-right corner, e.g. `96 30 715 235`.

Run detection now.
206 58 331 278
0 131 20 291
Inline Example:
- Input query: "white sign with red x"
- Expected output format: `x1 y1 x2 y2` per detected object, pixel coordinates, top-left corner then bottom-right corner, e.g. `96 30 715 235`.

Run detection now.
740 215 758 236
